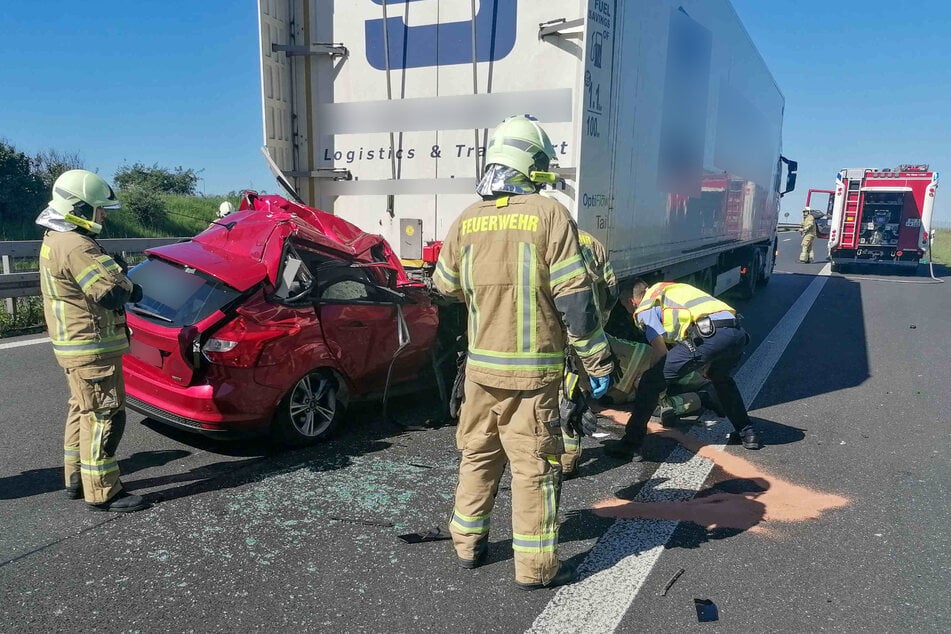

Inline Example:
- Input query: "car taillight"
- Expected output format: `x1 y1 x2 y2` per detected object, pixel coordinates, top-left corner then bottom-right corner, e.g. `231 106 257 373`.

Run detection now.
201 317 298 368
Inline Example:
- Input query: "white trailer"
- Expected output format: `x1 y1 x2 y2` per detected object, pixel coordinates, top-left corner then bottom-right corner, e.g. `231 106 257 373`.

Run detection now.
257 0 796 297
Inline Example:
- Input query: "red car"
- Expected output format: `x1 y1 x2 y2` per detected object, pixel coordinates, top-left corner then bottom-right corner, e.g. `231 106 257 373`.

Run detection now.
123 193 440 444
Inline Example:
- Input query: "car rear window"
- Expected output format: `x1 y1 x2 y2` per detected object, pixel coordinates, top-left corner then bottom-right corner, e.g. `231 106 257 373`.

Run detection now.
127 258 242 326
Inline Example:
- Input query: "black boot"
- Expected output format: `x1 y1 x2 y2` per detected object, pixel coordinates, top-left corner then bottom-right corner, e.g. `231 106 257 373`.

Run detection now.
88 490 150 513
64 473 83 500
515 562 576 591
457 538 489 569
738 426 760 450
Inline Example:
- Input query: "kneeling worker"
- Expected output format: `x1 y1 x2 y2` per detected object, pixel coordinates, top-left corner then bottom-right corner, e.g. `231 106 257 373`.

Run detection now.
604 279 759 460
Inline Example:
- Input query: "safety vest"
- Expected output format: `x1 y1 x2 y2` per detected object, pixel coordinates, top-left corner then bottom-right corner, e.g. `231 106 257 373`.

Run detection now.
433 194 612 390
39 230 132 368
634 282 735 343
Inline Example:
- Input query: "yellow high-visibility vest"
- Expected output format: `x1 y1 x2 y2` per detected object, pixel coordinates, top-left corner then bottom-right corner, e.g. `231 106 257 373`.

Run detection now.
634 282 735 343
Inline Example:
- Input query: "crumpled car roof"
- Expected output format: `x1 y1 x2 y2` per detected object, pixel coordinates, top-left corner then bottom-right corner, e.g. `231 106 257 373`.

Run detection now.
146 193 412 291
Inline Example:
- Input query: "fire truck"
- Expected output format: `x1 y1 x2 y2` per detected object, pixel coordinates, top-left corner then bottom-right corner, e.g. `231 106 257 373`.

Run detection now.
827 165 939 271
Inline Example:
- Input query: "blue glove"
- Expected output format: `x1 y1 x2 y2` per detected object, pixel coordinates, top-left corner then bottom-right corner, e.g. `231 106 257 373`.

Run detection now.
589 374 612 399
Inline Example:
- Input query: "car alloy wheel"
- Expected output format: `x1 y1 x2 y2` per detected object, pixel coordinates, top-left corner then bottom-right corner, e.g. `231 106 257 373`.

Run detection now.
275 370 342 445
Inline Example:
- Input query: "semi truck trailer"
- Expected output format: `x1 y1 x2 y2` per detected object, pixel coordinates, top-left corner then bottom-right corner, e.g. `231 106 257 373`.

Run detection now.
257 0 796 298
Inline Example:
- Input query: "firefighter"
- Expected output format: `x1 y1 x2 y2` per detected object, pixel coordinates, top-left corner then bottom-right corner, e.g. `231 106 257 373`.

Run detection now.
35 170 148 513
800 207 818 263
433 115 614 590
604 279 759 461
560 230 618 478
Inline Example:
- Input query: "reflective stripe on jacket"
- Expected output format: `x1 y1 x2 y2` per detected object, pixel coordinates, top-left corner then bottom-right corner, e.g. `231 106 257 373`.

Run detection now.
39 230 133 368
578 231 618 329
633 282 735 343
434 193 613 390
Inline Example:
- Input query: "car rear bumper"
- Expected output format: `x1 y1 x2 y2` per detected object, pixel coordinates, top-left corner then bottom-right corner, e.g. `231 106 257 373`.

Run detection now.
123 356 283 435
127 396 257 438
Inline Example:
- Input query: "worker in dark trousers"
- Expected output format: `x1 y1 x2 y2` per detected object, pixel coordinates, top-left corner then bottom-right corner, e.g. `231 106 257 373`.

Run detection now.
604 279 759 461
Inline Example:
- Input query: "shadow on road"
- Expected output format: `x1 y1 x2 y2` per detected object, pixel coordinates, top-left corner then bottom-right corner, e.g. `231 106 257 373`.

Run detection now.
0 448 192 500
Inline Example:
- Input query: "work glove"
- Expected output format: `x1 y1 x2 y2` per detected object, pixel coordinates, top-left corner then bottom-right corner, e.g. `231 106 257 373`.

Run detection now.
579 407 598 436
448 354 467 420
589 374 612 399
559 395 581 439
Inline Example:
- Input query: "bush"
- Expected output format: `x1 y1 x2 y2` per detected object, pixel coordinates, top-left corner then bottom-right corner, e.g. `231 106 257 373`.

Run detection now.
0 297 45 337
114 163 200 195
122 187 167 227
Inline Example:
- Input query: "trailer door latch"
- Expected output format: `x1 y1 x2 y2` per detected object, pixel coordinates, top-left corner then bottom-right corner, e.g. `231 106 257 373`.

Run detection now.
273 43 348 58
538 18 585 39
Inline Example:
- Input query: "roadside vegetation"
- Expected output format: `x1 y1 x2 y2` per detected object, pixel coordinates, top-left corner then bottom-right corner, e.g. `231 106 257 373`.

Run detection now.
1 140 241 241
0 138 244 335
929 228 951 266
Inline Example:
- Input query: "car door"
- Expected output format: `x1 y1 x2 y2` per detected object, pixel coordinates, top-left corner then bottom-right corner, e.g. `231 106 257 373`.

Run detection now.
314 272 404 394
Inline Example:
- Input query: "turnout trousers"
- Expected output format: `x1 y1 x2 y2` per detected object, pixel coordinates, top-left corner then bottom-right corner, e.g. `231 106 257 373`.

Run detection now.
450 376 564 585
800 233 816 262
63 360 127 504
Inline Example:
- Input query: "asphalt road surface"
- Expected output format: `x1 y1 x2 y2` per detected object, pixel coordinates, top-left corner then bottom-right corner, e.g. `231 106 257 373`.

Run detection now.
1 237 948 633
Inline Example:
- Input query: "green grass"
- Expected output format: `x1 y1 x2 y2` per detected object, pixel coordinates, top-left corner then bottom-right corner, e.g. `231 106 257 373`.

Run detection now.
3 193 241 241
929 229 951 266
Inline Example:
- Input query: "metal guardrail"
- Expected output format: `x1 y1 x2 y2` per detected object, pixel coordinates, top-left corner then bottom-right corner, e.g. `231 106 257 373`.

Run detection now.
0 237 185 300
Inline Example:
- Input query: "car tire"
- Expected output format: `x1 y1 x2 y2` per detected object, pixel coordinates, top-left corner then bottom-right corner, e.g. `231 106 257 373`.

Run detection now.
273 369 343 446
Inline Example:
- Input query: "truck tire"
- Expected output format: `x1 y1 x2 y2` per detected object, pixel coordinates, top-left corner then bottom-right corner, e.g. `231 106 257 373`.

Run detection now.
758 240 777 286
735 251 761 299
830 261 840 273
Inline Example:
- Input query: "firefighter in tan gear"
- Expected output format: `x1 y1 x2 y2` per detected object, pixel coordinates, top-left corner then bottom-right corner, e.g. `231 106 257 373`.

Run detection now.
800 207 818 263
434 115 614 590
35 170 148 513
560 230 617 477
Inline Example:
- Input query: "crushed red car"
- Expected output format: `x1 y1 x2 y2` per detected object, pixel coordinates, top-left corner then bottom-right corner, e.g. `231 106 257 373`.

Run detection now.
123 193 442 444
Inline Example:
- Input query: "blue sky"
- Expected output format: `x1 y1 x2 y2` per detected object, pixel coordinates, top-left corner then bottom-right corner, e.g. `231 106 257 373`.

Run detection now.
2 1 948 226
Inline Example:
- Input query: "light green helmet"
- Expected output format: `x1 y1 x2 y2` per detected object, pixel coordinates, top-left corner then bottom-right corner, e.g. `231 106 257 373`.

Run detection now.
49 170 120 231
484 114 558 181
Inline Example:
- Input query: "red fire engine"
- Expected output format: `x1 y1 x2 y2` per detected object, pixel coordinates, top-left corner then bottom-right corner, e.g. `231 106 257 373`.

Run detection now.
827 165 939 271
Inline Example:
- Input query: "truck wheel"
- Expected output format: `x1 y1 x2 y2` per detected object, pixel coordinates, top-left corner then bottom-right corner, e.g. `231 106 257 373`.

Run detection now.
830 262 840 273
736 252 760 299
273 369 344 446
759 240 777 286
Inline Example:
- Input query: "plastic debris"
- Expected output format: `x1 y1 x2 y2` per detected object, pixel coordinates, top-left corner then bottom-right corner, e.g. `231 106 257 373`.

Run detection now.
694 598 719 622
397 527 452 544
661 568 685 596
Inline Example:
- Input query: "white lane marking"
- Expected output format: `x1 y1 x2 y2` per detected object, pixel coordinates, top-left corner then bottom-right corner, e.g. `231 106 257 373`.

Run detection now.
529 264 832 634
0 336 50 350
783 237 792 241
